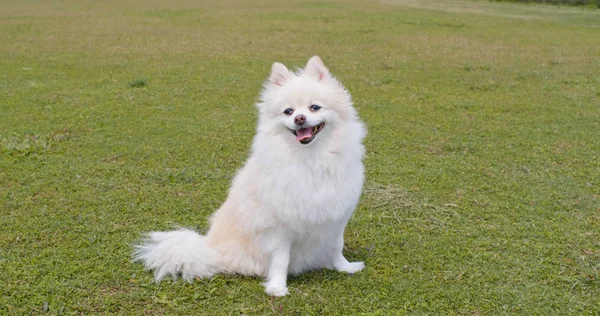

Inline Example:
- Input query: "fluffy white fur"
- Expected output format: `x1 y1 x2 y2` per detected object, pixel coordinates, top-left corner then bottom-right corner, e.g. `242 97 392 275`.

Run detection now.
134 56 367 296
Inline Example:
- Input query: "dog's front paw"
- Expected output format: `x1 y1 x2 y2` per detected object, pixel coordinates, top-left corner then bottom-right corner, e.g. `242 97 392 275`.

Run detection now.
264 284 289 297
336 261 365 274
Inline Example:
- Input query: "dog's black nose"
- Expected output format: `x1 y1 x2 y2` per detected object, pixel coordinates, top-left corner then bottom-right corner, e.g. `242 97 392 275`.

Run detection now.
294 115 306 126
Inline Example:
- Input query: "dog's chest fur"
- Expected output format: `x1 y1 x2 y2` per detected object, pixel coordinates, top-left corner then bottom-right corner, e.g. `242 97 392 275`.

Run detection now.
254 149 364 227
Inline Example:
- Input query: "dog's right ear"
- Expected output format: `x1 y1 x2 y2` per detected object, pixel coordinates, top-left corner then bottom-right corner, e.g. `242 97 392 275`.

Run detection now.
269 62 292 86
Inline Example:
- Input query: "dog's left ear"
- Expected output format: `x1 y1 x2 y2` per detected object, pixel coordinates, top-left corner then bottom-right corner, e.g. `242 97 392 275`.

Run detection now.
305 56 330 82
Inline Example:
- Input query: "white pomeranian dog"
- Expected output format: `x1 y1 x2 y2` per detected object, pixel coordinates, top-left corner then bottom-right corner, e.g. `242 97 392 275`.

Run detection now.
134 56 367 296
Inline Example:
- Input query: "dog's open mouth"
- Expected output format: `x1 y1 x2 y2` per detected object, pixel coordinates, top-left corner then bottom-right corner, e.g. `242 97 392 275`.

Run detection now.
290 122 325 145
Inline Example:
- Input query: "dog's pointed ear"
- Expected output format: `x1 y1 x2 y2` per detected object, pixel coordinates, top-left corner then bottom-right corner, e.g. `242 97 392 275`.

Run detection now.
305 56 330 81
269 62 292 86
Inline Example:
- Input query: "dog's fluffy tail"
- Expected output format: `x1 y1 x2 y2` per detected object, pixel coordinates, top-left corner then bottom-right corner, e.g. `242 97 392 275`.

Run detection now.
133 228 221 282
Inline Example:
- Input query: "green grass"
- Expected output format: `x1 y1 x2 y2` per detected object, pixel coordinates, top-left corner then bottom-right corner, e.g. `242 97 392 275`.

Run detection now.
1 0 599 314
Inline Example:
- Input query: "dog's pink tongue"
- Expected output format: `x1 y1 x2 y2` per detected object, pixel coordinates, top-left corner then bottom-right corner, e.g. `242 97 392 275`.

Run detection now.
295 127 312 141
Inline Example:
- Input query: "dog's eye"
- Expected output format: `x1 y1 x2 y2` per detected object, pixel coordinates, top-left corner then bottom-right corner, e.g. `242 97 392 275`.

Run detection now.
283 108 294 115
310 104 321 112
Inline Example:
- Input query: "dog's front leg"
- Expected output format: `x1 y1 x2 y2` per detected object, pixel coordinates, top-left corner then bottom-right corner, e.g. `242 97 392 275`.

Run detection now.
328 221 365 274
263 243 291 297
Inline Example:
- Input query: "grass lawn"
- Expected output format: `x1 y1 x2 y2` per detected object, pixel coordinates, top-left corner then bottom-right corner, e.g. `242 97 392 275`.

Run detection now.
1 0 599 314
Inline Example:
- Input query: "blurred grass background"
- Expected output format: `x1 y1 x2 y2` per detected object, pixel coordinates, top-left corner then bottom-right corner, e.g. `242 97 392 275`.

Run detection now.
1 0 599 314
